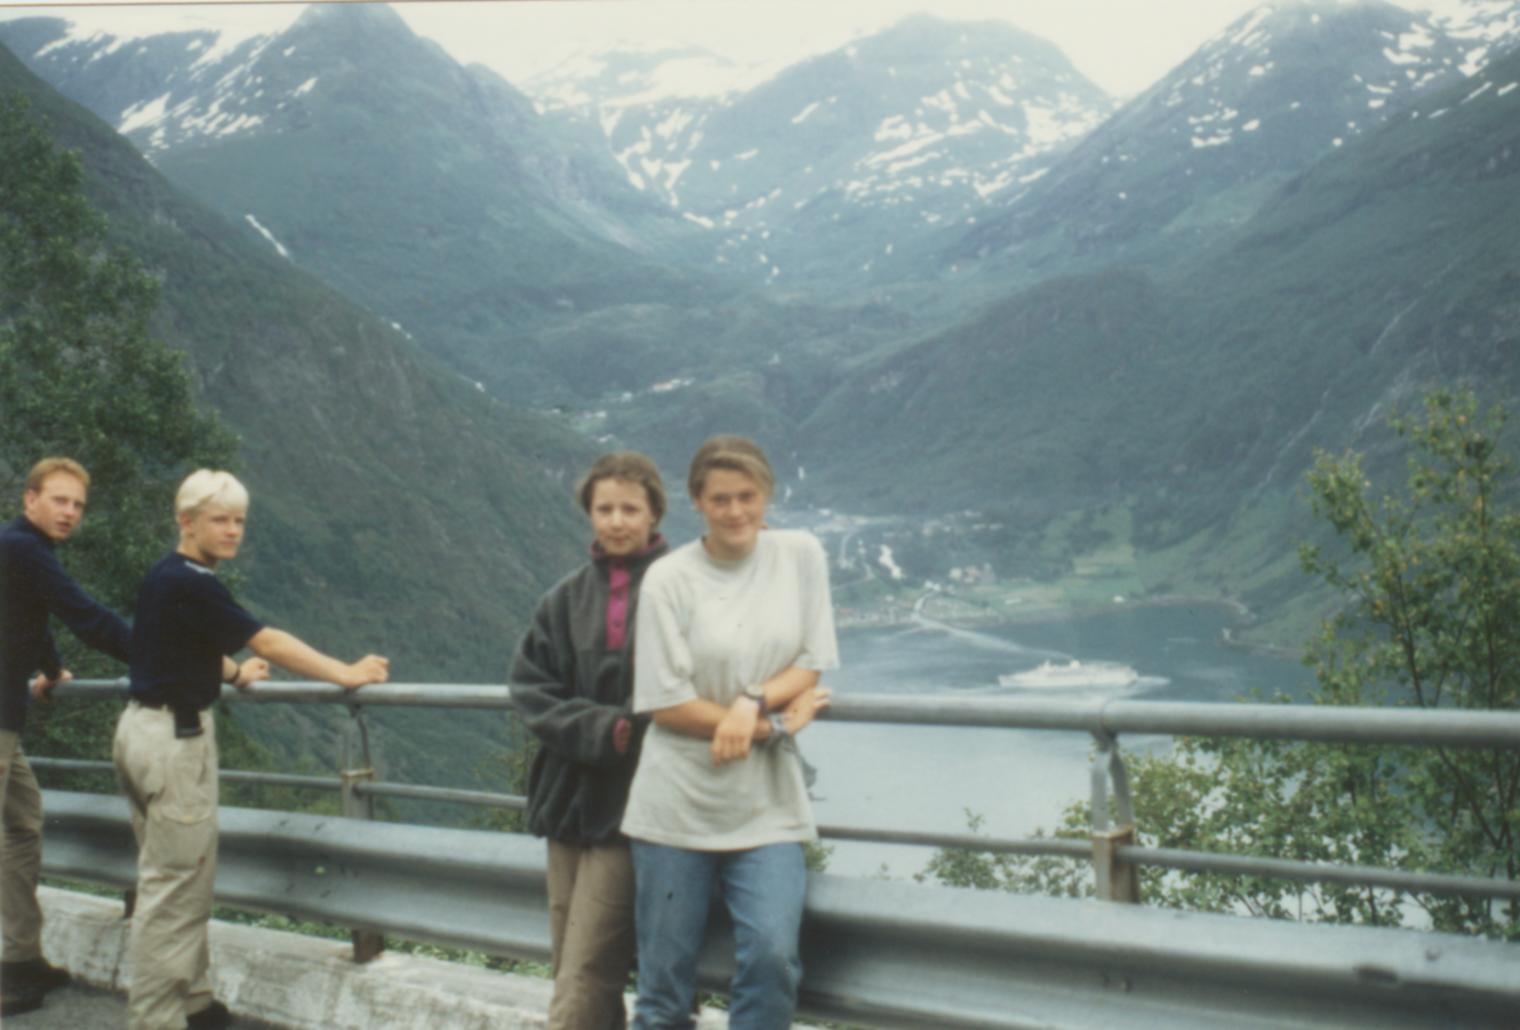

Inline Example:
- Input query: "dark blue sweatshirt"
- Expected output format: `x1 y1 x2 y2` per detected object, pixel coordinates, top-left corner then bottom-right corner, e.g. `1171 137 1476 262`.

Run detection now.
0 515 131 732
129 551 263 713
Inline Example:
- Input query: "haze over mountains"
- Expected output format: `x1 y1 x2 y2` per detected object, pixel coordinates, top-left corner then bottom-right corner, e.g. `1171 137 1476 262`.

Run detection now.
3 0 1519 651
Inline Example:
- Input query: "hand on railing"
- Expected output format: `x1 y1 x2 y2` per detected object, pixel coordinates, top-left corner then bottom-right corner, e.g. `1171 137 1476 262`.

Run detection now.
338 655 390 691
231 657 271 690
30 668 71 701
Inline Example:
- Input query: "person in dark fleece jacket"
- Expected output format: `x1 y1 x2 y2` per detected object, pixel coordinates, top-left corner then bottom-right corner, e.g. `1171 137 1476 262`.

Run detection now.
509 451 669 1030
0 457 131 1018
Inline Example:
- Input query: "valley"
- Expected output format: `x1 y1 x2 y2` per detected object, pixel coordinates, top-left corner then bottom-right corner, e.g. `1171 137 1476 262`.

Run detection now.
3 0 1518 800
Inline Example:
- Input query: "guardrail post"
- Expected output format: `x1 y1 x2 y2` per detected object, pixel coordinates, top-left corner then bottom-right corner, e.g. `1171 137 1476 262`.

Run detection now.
340 703 385 962
1090 732 1140 904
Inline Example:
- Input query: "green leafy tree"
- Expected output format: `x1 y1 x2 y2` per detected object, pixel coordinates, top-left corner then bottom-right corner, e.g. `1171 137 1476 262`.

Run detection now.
917 811 1088 898
1293 388 1518 933
1 94 237 767
923 389 1518 938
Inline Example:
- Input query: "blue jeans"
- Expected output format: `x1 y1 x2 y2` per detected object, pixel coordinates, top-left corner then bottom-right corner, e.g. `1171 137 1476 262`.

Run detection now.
629 840 806 1030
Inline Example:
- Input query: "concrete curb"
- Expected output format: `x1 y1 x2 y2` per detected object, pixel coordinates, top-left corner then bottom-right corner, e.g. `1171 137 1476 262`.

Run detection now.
40 886 752 1028
39 885 563 1029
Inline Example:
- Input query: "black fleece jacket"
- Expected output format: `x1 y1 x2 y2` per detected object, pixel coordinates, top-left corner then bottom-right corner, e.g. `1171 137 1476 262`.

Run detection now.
508 536 668 844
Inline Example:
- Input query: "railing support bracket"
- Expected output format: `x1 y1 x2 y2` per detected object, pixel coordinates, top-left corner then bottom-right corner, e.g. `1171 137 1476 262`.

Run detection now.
341 705 385 963
1093 823 1141 903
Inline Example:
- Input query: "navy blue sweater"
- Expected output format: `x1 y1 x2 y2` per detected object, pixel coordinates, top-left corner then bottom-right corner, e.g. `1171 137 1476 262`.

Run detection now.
0 516 130 732
128 551 263 713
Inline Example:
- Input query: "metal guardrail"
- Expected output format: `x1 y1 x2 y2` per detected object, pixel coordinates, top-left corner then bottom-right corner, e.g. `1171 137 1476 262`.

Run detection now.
41 679 1520 906
50 678 1520 747
39 790 1520 1029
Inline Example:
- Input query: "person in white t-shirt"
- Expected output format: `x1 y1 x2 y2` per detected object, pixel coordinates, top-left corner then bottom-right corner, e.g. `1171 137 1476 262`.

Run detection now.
622 435 836 1029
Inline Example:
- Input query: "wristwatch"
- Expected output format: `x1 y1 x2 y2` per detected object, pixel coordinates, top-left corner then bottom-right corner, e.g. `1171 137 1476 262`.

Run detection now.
742 684 767 712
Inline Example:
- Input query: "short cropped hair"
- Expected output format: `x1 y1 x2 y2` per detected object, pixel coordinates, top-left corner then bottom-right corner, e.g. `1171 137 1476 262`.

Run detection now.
25 457 89 493
175 469 249 519
577 451 666 525
687 435 775 499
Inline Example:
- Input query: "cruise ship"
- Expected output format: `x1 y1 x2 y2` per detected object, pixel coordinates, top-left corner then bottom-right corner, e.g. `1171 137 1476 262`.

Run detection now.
999 659 1139 689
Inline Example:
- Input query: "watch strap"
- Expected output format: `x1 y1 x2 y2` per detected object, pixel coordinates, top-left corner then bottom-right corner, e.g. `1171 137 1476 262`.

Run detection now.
766 712 788 747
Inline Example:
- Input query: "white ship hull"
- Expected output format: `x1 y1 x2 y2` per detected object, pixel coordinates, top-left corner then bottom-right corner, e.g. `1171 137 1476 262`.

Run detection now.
998 660 1139 689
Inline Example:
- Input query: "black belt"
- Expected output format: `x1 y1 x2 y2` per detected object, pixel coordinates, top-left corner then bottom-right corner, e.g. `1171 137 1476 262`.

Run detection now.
130 697 210 711
129 698 207 738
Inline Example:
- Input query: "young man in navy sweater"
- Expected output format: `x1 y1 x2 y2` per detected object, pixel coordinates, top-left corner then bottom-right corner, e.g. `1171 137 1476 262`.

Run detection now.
0 458 131 1017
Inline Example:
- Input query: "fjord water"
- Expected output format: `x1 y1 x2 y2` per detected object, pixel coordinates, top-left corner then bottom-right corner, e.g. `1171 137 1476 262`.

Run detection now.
806 603 1312 877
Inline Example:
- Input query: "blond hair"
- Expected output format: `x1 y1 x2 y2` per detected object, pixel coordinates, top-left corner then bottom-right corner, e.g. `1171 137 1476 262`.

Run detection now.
25 457 89 493
175 469 249 519
687 435 775 499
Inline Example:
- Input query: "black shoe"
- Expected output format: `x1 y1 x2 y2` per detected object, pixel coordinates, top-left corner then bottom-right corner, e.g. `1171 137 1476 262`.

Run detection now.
0 982 45 1017
186 998 233 1029
0 957 70 993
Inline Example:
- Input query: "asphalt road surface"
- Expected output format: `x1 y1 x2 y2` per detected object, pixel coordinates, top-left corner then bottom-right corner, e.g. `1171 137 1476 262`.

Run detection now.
6 982 285 1028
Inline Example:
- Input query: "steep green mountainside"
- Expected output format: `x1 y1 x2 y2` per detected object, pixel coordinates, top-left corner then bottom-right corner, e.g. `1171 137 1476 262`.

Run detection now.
1 43 595 789
800 44 1520 631
0 7 716 399
800 269 1176 511
1152 56 1520 512
140 4 703 403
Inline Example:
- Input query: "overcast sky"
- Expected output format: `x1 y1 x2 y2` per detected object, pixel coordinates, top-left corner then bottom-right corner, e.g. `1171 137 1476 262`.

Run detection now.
397 0 1271 97
0 0 1471 98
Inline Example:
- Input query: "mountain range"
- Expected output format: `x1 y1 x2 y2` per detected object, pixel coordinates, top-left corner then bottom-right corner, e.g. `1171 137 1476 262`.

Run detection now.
3 0 1518 651
952 2 1468 274
528 13 1116 290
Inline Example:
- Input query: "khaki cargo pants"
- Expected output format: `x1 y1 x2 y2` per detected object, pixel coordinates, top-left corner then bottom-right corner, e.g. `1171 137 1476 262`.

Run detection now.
0 729 44 963
114 703 219 1030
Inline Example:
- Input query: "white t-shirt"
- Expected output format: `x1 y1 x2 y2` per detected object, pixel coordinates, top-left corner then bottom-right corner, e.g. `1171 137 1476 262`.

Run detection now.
621 529 839 850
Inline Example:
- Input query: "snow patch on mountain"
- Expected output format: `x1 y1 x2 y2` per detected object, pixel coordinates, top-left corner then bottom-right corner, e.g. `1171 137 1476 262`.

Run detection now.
8 12 311 150
792 100 821 124
1425 0 1520 73
120 92 172 134
244 213 291 259
24 5 297 62
1145 3 1463 158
